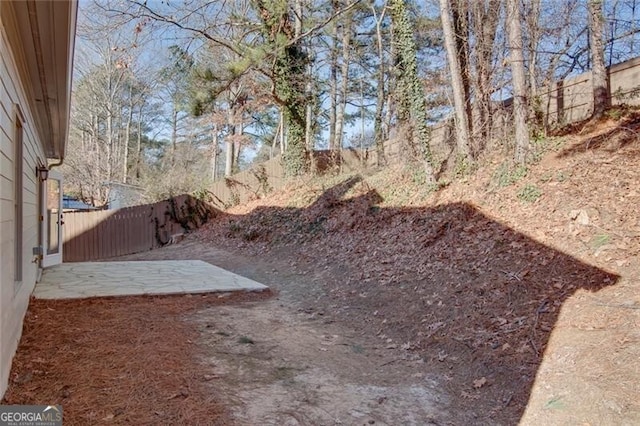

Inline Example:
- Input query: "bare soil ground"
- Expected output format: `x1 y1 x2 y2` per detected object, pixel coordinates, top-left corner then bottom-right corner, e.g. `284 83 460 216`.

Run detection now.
4 108 640 425
114 243 453 425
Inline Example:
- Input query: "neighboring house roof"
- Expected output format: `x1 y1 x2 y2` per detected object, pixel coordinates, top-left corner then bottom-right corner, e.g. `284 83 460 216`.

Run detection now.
0 1 78 160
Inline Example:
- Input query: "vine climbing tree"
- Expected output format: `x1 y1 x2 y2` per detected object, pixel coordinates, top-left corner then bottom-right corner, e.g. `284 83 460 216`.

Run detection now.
389 0 436 183
254 0 309 176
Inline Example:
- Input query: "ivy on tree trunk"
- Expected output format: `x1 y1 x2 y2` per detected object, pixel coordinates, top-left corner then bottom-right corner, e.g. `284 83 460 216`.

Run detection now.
255 0 309 176
389 0 436 183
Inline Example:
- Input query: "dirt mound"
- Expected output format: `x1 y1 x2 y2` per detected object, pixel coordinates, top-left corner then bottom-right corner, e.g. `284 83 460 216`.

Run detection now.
193 108 640 424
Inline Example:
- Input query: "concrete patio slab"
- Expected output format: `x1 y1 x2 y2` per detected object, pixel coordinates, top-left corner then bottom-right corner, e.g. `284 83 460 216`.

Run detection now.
34 260 268 300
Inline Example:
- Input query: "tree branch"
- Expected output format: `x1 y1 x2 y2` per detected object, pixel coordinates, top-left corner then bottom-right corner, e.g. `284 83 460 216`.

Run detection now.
287 0 362 47
112 1 244 56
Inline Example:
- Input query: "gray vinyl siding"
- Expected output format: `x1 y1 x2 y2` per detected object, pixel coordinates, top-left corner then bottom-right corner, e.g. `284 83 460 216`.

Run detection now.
0 19 47 398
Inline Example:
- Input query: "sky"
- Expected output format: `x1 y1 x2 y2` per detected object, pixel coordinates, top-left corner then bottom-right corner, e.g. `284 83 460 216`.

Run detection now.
72 0 640 163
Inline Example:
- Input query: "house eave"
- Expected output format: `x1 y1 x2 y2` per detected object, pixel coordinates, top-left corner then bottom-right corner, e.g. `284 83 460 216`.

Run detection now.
3 1 77 160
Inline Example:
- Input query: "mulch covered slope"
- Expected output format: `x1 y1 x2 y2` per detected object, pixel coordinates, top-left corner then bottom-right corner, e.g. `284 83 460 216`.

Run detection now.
2 293 266 425
194 109 640 423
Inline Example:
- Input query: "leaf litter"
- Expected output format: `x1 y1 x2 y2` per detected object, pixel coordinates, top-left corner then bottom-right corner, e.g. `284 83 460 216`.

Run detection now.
3 110 640 425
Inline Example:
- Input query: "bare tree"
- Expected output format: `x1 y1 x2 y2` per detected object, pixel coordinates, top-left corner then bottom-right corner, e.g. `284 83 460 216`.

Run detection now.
334 4 354 150
440 0 472 163
471 0 501 146
588 0 609 118
507 0 530 164
328 3 338 151
371 1 387 166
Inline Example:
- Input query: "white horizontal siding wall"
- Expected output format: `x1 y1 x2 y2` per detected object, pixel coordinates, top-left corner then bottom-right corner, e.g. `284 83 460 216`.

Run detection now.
0 19 47 397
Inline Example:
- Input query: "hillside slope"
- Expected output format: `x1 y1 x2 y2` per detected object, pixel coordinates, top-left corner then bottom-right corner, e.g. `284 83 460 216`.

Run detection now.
195 109 640 424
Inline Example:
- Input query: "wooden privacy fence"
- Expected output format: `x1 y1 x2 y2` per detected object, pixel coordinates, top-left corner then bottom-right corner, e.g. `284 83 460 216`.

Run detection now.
206 57 640 209
60 57 640 259
541 56 640 126
62 195 218 262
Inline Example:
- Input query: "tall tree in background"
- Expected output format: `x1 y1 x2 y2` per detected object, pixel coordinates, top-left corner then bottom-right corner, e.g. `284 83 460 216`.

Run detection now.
588 0 609 118
389 0 435 183
507 0 530 164
159 46 193 166
470 0 501 145
371 1 387 166
439 0 472 164
524 0 541 123
327 2 339 151
452 0 473 138
193 55 248 177
254 0 309 176
333 3 354 150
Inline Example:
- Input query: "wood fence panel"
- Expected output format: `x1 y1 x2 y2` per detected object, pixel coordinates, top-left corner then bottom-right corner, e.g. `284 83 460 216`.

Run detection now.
61 58 640 258
62 196 218 262
610 56 640 106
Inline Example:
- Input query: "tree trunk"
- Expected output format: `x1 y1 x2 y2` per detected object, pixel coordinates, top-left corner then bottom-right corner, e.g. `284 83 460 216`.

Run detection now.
328 13 338 151
440 0 472 162
225 108 234 177
507 0 530 164
389 0 436 183
171 105 178 166
385 17 396 143
452 0 473 142
123 83 133 183
135 103 143 180
211 119 219 181
295 0 315 161
471 0 500 148
334 9 353 151
526 1 541 97
305 80 313 150
294 0 303 38
234 117 243 172
525 0 542 129
106 108 113 181
588 0 609 119
372 3 387 166
360 78 365 164
279 109 285 154
271 111 280 158
225 138 234 177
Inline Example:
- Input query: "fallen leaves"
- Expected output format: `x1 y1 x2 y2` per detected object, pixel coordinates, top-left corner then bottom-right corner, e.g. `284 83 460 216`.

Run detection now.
190 114 640 425
473 377 488 389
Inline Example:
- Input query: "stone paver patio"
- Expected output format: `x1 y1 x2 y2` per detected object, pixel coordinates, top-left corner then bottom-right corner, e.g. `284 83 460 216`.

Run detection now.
34 260 268 299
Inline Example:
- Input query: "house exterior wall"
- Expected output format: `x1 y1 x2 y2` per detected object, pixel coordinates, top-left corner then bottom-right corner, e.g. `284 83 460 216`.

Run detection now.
0 16 48 398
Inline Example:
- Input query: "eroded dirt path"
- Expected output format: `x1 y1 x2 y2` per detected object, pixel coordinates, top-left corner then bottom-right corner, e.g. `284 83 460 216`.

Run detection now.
192 301 445 425
117 242 456 425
